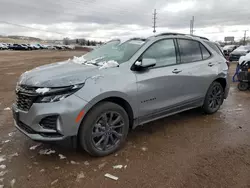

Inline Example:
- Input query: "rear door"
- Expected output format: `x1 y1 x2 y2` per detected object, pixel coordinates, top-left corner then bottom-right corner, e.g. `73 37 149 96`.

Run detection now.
175 39 218 102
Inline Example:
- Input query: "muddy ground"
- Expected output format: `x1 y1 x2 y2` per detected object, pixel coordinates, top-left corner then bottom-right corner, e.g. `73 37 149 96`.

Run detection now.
0 50 250 188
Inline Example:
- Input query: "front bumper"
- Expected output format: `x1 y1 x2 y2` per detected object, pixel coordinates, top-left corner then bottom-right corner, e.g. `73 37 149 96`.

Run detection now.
12 94 89 141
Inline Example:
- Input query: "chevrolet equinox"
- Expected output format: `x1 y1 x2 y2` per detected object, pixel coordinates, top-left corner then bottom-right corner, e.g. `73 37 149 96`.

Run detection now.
12 33 230 156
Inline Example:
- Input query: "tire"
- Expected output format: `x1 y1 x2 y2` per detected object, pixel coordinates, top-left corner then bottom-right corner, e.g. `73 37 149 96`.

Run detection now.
202 81 224 114
78 102 129 157
237 82 248 91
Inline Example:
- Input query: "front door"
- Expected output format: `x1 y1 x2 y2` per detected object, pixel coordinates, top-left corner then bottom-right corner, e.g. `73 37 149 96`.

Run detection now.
134 39 186 123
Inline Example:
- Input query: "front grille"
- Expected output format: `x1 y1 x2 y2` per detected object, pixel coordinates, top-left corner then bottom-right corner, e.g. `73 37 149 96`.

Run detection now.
15 85 38 111
40 115 58 130
16 93 36 111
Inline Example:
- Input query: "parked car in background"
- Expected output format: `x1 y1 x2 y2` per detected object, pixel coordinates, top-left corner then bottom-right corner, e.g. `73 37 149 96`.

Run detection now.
229 45 250 62
47 45 57 50
223 45 237 56
22 44 32 50
29 44 40 50
13 33 230 156
10 44 28 50
0 43 8 50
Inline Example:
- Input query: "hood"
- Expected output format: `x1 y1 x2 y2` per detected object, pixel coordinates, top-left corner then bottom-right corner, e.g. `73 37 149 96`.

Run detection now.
18 60 100 87
231 49 248 55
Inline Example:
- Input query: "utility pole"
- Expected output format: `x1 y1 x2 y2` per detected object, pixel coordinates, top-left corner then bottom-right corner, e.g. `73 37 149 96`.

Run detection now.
243 30 248 45
153 9 157 33
190 16 194 35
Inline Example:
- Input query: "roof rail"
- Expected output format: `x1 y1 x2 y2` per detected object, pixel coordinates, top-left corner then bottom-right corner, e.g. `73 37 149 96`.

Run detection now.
155 32 209 41
155 32 186 37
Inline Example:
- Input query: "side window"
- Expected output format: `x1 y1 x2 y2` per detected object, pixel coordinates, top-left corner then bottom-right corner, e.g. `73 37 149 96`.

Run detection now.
178 39 202 63
142 39 176 67
200 43 211 59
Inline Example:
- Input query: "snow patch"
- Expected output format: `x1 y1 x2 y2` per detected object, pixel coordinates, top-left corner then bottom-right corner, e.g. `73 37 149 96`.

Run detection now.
71 55 87 64
98 162 106 169
30 144 41 150
3 140 10 144
141 147 148 151
0 156 5 163
84 161 89 166
9 153 18 158
39 149 55 155
10 179 16 188
70 161 79 165
3 107 10 111
76 172 85 182
40 169 45 172
36 88 50 94
104 173 118 181
8 132 14 137
124 165 127 169
113 165 123 169
51 179 58 185
99 60 119 70
0 165 6 170
58 154 66 160
0 171 7 177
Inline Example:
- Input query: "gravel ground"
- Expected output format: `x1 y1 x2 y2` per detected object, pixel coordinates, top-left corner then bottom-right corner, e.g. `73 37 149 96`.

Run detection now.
0 51 249 188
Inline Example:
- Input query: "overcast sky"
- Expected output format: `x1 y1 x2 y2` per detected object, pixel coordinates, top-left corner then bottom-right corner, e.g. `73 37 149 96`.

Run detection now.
0 0 249 41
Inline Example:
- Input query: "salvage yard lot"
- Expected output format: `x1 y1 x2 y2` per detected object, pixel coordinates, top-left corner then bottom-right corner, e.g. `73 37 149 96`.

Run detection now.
0 50 250 188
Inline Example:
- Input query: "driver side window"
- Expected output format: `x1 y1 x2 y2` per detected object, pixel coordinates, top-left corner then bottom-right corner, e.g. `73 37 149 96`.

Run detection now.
142 39 177 67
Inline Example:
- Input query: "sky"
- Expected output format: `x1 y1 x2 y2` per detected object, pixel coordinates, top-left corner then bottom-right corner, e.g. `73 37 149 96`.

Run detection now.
0 0 249 42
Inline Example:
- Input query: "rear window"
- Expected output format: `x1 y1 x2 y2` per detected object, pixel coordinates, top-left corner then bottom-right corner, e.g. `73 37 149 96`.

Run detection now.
204 41 224 57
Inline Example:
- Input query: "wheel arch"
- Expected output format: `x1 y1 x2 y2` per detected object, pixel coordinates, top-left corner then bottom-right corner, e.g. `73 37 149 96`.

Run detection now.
78 92 135 134
214 77 227 91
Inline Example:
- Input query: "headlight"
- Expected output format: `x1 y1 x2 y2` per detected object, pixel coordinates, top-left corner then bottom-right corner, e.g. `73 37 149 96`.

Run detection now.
36 83 84 103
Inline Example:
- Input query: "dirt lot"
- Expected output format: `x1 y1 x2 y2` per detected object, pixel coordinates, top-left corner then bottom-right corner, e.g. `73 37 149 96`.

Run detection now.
0 50 250 188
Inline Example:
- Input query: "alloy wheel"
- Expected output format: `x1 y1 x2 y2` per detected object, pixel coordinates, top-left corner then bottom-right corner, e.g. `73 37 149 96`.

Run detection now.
92 111 124 151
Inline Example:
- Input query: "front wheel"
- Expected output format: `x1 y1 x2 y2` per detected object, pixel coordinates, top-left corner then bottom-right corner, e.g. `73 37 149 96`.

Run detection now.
237 82 248 91
78 102 129 157
202 82 224 114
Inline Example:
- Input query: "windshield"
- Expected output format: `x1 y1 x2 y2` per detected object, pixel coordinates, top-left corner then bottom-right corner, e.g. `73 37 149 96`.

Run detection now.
83 39 145 64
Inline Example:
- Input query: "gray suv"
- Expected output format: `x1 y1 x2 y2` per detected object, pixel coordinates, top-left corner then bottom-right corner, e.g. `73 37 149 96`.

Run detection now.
12 33 230 156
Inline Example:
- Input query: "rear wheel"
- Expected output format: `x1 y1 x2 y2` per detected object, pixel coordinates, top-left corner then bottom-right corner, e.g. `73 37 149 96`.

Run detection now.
237 82 248 91
78 102 129 157
202 82 224 114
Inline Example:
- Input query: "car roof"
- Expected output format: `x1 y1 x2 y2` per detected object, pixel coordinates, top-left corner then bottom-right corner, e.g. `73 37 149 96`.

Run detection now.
151 32 209 41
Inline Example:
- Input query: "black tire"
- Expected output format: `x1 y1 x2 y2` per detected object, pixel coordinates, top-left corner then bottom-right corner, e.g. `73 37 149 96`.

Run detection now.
237 82 248 91
78 102 129 157
202 81 224 114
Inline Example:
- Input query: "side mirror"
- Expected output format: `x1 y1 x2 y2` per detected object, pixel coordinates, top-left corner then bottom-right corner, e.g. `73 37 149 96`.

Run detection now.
135 58 156 69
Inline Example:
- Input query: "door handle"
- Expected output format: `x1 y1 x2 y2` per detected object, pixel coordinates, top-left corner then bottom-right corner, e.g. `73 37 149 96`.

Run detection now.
208 62 215 67
172 69 182 74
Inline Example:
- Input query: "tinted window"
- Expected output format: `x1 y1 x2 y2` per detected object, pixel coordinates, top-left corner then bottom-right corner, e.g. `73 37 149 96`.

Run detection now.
200 43 211 59
142 39 176 67
178 39 202 63
204 41 224 57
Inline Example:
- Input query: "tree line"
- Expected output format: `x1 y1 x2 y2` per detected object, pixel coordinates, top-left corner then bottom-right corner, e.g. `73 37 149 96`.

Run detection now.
63 38 103 46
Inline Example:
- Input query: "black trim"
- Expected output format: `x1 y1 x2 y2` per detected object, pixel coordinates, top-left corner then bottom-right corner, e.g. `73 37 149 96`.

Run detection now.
199 43 211 60
138 97 203 125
